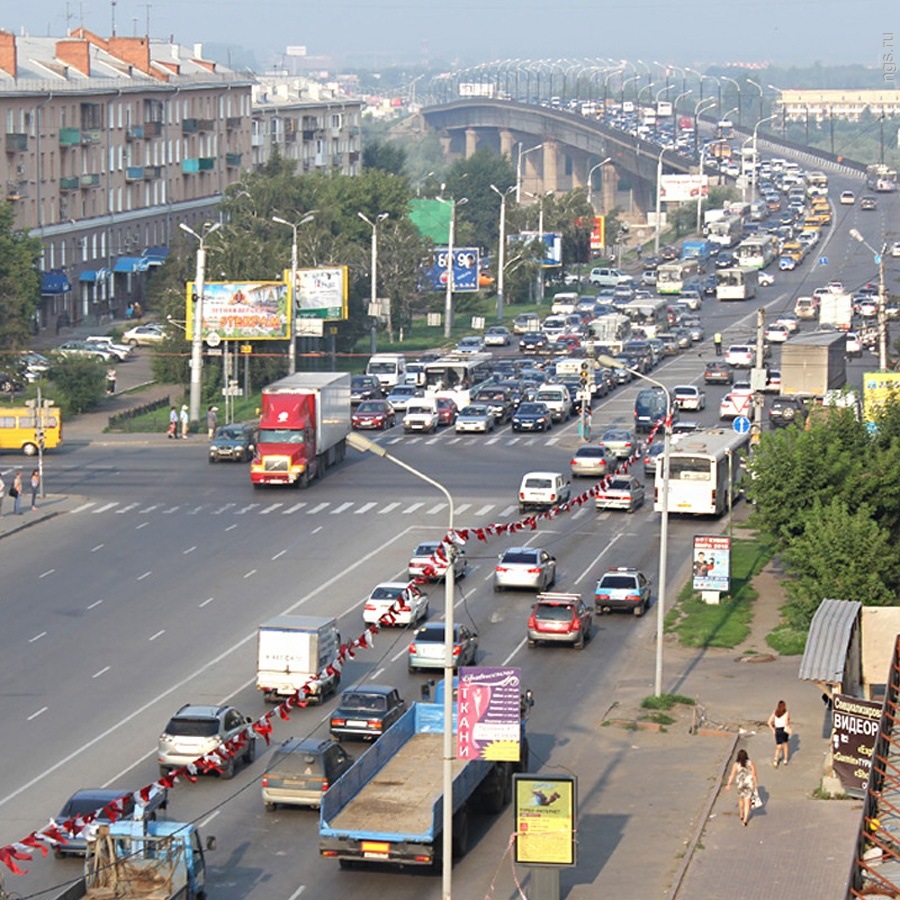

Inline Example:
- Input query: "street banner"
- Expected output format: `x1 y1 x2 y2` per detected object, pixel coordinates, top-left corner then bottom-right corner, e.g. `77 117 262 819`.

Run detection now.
660 173 709 202
590 216 606 251
692 535 731 593
186 281 290 341
514 775 577 866
287 266 348 320
512 231 563 267
457 667 522 762
424 247 481 292
832 693 882 796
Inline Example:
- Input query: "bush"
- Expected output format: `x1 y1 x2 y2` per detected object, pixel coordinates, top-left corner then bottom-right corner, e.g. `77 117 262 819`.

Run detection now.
46 356 106 414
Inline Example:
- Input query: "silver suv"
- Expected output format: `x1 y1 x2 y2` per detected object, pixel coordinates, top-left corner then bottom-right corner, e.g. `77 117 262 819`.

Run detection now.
158 704 256 779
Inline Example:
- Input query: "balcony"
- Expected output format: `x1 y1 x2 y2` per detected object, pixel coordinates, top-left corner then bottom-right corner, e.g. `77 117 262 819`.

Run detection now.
182 157 200 173
6 180 27 200
125 166 144 182
125 125 144 141
80 173 100 188
302 130 316 141
80 130 101 145
250 134 263 147
226 116 242 130
225 153 242 168
59 128 81 147
5 132 27 152
60 176 79 191
142 121 163 138
198 157 215 171
349 150 360 163
144 165 163 180
182 118 200 135
197 119 215 132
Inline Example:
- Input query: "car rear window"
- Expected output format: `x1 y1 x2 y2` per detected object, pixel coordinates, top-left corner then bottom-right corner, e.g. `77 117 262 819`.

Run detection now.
502 551 539 564
165 717 219 737
61 794 124 817
534 603 575 621
340 693 388 712
370 586 404 600
599 575 638 590
524 478 552 489
272 749 324 777
576 447 605 458
608 479 632 491
415 626 446 643
413 543 438 556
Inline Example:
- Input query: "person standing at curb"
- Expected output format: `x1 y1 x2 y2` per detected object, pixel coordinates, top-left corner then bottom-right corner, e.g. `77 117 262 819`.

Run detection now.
30 469 40 510
206 405 218 440
714 332 723 356
168 406 178 439
768 700 792 767
725 748 758 827
11 470 23 515
179 404 189 439
0 471 5 517
106 366 117 396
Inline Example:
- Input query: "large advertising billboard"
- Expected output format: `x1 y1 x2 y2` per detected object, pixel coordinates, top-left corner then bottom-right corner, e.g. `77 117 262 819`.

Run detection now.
287 266 348 320
590 216 606 252
692 535 732 593
514 775 577 866
511 232 563 267
660 174 709 203
832 693 882 796
863 371 900 423
186 281 290 341
424 247 481 292
457 667 522 762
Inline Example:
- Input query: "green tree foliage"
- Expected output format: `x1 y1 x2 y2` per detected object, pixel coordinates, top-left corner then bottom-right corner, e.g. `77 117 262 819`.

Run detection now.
363 140 408 176
783 499 898 627
46 357 106 414
0 203 42 350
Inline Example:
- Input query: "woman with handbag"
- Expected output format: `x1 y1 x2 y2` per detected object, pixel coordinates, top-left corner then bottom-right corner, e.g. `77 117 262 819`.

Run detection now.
768 700 792 767
10 470 22 515
725 748 759 827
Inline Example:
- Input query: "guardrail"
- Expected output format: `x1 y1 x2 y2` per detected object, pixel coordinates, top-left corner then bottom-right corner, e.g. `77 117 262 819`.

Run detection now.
107 395 170 431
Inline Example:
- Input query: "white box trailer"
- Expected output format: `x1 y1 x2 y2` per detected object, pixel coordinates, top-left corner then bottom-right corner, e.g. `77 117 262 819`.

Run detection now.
257 615 341 703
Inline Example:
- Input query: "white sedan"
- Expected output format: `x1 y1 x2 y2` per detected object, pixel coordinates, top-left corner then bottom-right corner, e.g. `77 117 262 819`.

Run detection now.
764 323 790 343
484 326 512 347
122 323 167 346
758 271 776 287
362 583 428 627
673 384 706 411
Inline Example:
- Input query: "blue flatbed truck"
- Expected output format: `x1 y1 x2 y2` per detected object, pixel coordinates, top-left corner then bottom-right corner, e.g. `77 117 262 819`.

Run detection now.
319 683 531 868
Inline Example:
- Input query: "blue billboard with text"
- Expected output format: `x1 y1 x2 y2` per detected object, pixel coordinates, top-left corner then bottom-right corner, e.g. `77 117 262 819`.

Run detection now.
424 247 480 292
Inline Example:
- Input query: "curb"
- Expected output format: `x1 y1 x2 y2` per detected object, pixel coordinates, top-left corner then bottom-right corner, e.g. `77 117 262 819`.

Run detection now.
0 508 63 539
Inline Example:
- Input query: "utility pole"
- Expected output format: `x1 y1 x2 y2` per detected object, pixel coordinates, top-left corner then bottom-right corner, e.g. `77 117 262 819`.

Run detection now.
751 307 766 443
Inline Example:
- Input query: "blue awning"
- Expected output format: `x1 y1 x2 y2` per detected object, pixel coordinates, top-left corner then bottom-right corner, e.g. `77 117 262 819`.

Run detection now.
113 256 151 273
40 271 72 294
142 246 170 265
79 268 111 283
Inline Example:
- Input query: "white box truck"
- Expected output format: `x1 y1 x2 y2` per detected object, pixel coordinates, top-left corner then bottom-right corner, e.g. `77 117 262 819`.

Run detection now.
257 615 342 704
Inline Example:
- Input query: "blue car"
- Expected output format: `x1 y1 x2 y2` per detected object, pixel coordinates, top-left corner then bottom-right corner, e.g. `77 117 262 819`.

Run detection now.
511 402 553 433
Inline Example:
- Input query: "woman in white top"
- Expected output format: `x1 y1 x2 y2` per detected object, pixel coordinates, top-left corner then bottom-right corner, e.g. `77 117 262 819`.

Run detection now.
767 699 791 767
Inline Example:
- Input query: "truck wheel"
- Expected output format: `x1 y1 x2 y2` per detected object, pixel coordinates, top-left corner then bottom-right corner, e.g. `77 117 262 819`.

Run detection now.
451 807 470 858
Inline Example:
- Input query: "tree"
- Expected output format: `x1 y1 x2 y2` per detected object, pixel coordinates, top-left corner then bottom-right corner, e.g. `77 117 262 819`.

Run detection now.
0 203 42 350
363 141 407 176
45 357 106 414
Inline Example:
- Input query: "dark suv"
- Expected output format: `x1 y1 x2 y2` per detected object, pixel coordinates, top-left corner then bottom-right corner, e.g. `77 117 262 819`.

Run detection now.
768 397 807 429
262 738 354 810
472 387 514 424
527 593 592 649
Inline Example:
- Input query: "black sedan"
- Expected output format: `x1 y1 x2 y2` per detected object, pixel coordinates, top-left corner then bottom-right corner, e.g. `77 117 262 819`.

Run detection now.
511 401 553 432
519 332 548 354
703 361 734 385
209 423 257 462
350 375 383 405
715 252 737 269
329 686 406 741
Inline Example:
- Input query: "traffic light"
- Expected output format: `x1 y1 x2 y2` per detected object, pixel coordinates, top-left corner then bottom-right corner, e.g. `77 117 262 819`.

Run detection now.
580 362 590 388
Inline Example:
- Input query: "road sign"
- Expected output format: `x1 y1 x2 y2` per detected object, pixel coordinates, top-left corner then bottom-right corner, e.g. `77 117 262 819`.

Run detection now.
874 254 882 265
733 416 751 434
206 331 221 347
206 347 223 357
818 256 829 266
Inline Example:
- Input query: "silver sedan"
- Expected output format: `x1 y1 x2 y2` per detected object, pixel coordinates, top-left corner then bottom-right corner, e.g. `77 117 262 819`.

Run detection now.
493 547 557 592
455 404 495 434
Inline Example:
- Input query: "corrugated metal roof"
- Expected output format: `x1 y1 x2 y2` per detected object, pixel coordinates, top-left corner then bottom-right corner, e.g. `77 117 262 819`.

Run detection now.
798 598 862 683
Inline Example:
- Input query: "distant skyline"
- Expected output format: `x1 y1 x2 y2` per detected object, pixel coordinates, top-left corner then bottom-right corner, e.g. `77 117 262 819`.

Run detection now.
6 0 896 73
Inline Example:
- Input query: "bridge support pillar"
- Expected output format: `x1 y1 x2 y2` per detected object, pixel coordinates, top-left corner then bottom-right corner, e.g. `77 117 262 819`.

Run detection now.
601 164 619 213
630 179 653 219
465 128 478 158
570 151 590 190
499 128 516 158
542 140 559 193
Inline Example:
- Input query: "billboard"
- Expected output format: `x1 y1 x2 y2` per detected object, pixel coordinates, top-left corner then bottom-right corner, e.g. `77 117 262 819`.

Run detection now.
590 216 606 252
287 266 348 320
513 231 563 267
692 535 732 593
514 775 577 866
832 693 882 796
656 101 673 117
186 281 290 341
459 82 496 98
424 247 481 292
863 371 900 423
660 174 709 202
457 667 522 762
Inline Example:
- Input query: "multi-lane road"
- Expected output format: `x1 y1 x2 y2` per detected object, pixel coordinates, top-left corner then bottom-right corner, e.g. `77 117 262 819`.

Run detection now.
0 166 895 899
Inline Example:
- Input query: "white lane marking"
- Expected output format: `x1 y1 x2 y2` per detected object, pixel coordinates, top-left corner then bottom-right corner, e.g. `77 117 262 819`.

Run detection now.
572 508 587 520
198 810 220 829
272 549 287 561
137 571 152 581
426 502 448 515
115 503 139 514
87 600 103 610
161 506 180 514
502 636 529 665
307 502 329 515
370 667 384 679
188 505 206 515
311 526 322 535
93 666 110 679
183 546 196 555
27 707 48 722
1 528 418 808
260 503 283 515
91 544 104 552
499 505 517 517
354 502 377 515
287 887 306 900
574 533 623 586
136 522 149 530
199 597 214 608
391 646 409 662
92 502 118 514
212 502 235 515
235 503 259 515
138 504 160 514
29 632 46 643
225 524 238 532
455 503 472 516
244 569 257 579
330 502 353 515
402 502 424 514
39 569 55 579
282 502 306 515
149 630 165 641
474 504 494 516
486 436 500 445
379 502 401 515
70 502 96 514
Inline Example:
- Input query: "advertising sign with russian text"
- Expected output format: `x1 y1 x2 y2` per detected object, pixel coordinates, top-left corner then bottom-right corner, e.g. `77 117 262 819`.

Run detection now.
287 266 348 320
692 535 731 593
832 693 882 796
457 667 521 762
513 774 577 866
186 281 290 341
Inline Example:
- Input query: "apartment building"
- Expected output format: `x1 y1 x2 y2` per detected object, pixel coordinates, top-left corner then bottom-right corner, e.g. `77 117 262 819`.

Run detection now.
774 89 900 123
0 28 253 328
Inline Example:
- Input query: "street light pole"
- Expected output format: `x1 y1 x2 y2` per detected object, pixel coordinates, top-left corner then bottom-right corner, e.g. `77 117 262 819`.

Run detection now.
526 191 550 304
694 97 716 158
272 213 315 374
850 229 889 370
587 156 612 208
344 432 457 900
437 196 468 338
597 356 671 696
750 114 778 202
721 76 742 127
490 185 515 321
654 146 667 255
516 142 544 204
180 221 220 426
358 212 389 353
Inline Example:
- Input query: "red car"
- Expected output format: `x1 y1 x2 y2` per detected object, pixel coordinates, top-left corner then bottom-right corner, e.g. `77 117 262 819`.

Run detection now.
553 334 582 354
435 397 458 426
351 400 395 430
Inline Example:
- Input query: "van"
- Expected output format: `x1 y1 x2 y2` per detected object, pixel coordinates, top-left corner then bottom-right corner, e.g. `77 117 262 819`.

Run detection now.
534 384 572 422
550 292 579 315
0 406 63 455
365 353 407 389
589 267 634 288
794 296 818 320
633 387 671 434
518 471 571 513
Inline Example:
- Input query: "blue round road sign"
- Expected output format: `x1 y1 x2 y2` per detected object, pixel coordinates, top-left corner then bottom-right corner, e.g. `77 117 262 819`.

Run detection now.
733 416 751 434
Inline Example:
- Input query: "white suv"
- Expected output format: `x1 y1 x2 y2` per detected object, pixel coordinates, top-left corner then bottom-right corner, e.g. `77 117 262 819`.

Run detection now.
158 704 255 779
589 267 634 288
725 344 753 368
518 471 571 513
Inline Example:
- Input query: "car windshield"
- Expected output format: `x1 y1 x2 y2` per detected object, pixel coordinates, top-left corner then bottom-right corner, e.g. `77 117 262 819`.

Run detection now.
517 404 546 415
165 717 219 737
356 402 384 413
534 604 575 621
217 426 245 440
502 551 539 564
461 406 488 416
390 387 416 397
340 693 388 712
258 429 303 443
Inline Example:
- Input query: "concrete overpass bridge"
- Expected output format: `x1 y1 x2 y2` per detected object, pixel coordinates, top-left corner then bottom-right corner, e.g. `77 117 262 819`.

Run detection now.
421 99 708 215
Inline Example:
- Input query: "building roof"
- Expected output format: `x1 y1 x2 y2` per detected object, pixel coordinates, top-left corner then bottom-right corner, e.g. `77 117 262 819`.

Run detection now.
798 598 862 684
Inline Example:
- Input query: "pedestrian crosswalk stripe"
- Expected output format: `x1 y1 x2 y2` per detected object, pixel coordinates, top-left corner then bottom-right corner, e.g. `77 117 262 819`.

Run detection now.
354 502 377 515
115 503 138 514
330 502 353 514
70 502 96 514
499 505 517 517
455 503 471 515
92 502 118 514
474 504 494 516
402 502 424 514
139 504 160 514
260 503 283 514
234 504 257 515
212 503 234 515
379 502 401 515
282 502 306 515
307 502 329 514
162 505 180 514
426 502 448 515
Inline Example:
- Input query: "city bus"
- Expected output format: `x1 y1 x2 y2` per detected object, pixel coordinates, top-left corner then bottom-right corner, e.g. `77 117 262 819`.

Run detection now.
656 260 701 295
735 235 777 270
622 298 669 339
0 405 62 456
716 267 758 301
654 428 750 516
423 352 493 408
865 164 898 193
707 215 744 248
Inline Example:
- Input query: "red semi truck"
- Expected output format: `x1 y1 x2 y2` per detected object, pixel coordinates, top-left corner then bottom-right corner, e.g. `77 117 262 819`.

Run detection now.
250 372 351 488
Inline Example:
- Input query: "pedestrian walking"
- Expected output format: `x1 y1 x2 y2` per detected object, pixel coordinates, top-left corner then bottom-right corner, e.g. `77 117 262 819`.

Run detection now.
106 366 117 396
206 405 219 440
636 242 643 259
768 699 792 767
168 406 178 439
10 470 23 515
30 469 40 509
179 404 189 439
725 748 758 827
713 332 723 356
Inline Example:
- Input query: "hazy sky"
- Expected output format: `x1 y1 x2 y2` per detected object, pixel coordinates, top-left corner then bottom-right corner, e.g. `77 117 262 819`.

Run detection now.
8 0 897 70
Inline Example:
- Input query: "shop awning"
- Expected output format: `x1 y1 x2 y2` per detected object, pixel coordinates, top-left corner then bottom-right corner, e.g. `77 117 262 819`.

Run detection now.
142 246 170 266
79 267 111 283
40 271 72 294
113 256 151 273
